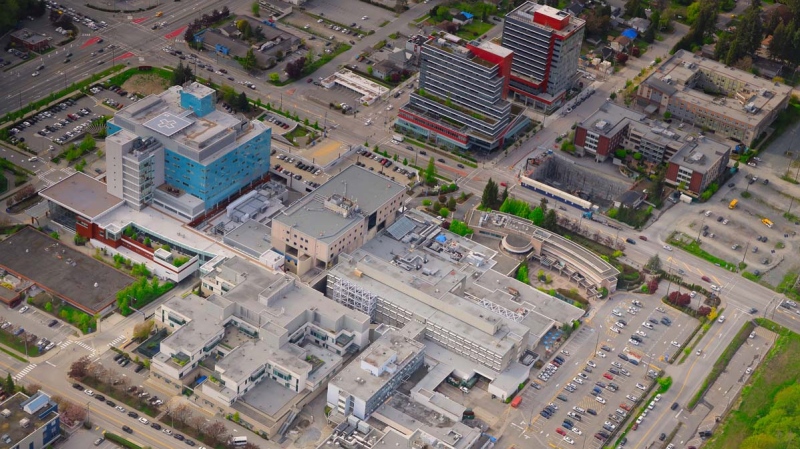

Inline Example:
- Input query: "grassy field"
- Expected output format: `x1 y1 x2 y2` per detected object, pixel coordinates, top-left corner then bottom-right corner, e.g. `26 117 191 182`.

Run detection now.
705 320 800 449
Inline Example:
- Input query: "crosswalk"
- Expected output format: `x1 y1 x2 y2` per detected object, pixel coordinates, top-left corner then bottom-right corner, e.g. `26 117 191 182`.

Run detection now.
58 339 96 354
108 335 126 348
14 364 37 381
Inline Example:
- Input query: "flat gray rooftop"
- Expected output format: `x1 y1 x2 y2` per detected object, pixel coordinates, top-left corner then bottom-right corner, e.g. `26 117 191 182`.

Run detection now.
222 219 272 258
38 172 123 219
0 227 134 313
273 165 405 244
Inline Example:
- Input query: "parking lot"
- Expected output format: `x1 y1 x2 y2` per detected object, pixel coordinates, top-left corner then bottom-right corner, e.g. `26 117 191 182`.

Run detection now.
5 87 128 156
353 146 417 183
0 300 75 356
671 180 797 287
271 151 329 193
302 0 395 36
524 293 699 448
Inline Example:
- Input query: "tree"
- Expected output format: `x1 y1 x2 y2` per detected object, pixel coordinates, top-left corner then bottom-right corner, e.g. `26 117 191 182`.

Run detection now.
68 356 92 380
173 403 192 426
439 207 450 218
516 263 529 284
239 48 258 71
395 0 407 13
171 62 195 86
624 0 645 18
424 157 437 185
205 421 229 445
481 178 499 209
269 72 280 83
61 400 87 425
286 57 306 79
190 414 207 434
528 206 545 226
133 320 155 341
643 10 659 43
646 254 662 271
44 302 53 312
542 209 558 231
616 53 629 65
251 1 260 17
4 373 14 393
501 186 509 203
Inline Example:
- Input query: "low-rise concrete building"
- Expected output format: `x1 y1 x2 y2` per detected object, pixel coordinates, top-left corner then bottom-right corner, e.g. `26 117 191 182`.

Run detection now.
636 49 791 145
152 256 370 437
0 392 61 449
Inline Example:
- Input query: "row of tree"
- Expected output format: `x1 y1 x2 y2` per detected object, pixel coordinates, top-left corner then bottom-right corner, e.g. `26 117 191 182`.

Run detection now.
184 7 231 45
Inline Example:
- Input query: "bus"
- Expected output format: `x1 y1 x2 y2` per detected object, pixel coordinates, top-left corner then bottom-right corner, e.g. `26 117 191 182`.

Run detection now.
230 436 248 446
729 199 738 209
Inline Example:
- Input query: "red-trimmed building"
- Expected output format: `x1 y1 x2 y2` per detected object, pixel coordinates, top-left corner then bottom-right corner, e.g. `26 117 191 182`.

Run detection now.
395 34 529 152
502 2 585 113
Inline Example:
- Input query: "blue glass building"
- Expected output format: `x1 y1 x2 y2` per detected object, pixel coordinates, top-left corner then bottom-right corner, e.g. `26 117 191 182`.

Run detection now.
105 82 271 218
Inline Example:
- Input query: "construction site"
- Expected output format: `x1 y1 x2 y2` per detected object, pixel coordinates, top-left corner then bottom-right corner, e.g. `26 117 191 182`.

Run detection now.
525 155 632 210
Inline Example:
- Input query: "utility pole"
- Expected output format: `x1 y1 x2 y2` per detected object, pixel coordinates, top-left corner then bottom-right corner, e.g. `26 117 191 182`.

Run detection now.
741 241 749 265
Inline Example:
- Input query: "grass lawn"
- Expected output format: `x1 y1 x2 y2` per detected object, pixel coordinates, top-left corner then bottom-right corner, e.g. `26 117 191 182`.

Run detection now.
705 320 800 449
669 233 740 272
456 21 494 40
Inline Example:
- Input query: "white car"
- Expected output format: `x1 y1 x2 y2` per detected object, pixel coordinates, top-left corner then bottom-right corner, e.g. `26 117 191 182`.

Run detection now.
654 394 662 402
563 436 574 445
138 417 149 425
643 322 654 329
671 341 681 347
663 245 672 251
746 367 752 374
636 416 644 424
615 321 626 328
610 326 621 333
84 389 94 396
612 361 622 368
32 71 39 77
656 307 666 313
573 377 584 384
636 383 647 391
718 315 726 323
629 339 640 346
587 361 596 368
636 330 647 337
561 350 570 356
627 395 639 402
596 396 606 404
115 406 126 413
603 421 616 430
596 351 606 358
571 427 582 435
19 306 29 313
690 291 697 298
612 310 623 317
711 285 720 292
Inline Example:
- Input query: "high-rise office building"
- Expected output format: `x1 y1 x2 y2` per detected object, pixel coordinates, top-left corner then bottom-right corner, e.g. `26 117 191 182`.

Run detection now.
395 34 529 152
502 2 585 112
106 82 271 220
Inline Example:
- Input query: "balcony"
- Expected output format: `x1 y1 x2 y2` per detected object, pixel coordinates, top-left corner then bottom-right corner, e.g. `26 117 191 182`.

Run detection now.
171 352 190 367
416 88 497 125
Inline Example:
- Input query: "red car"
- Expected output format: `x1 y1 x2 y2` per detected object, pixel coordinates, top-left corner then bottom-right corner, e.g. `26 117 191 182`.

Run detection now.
556 428 566 436
702 276 711 282
603 373 614 380
500 182 508 187
307 78 313 83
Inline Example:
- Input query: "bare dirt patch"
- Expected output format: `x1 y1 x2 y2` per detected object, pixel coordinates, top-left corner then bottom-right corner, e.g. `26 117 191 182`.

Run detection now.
121 74 170 96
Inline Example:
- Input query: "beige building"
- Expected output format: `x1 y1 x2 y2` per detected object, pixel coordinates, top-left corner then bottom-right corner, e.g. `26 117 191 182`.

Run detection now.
151 256 370 438
637 49 791 145
271 165 406 276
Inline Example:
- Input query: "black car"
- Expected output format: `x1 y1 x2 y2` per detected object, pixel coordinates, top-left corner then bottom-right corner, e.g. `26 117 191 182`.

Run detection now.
659 433 666 441
185 441 195 446
127 411 139 419
95 395 105 401
106 400 116 407
556 394 568 402
134 364 145 373
72 383 83 390
601 344 613 351
122 425 133 434
587 408 597 416
151 423 162 430
47 319 58 327
671 402 679 410
540 411 551 419
618 353 629 361
648 318 659 324
174 434 185 441
626 238 636 244
660 318 672 326
631 335 643 343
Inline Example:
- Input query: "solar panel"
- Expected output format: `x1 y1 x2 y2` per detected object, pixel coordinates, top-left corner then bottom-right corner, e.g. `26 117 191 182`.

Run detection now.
386 216 416 240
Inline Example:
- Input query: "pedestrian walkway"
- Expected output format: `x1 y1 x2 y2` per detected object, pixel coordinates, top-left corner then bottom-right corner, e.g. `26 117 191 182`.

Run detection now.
108 334 126 348
14 363 37 381
58 339 97 354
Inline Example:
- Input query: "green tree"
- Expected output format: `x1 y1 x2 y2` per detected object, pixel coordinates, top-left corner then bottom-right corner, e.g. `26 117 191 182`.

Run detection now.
424 157 437 185
439 207 450 218
4 374 14 394
269 73 280 83
528 206 545 226
239 48 258 71
367 66 373 75
481 178 499 209
516 263 529 284
501 186 509 203
446 196 457 211
646 254 662 271
403 158 408 166
251 1 260 17
542 209 558 231
44 302 53 312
